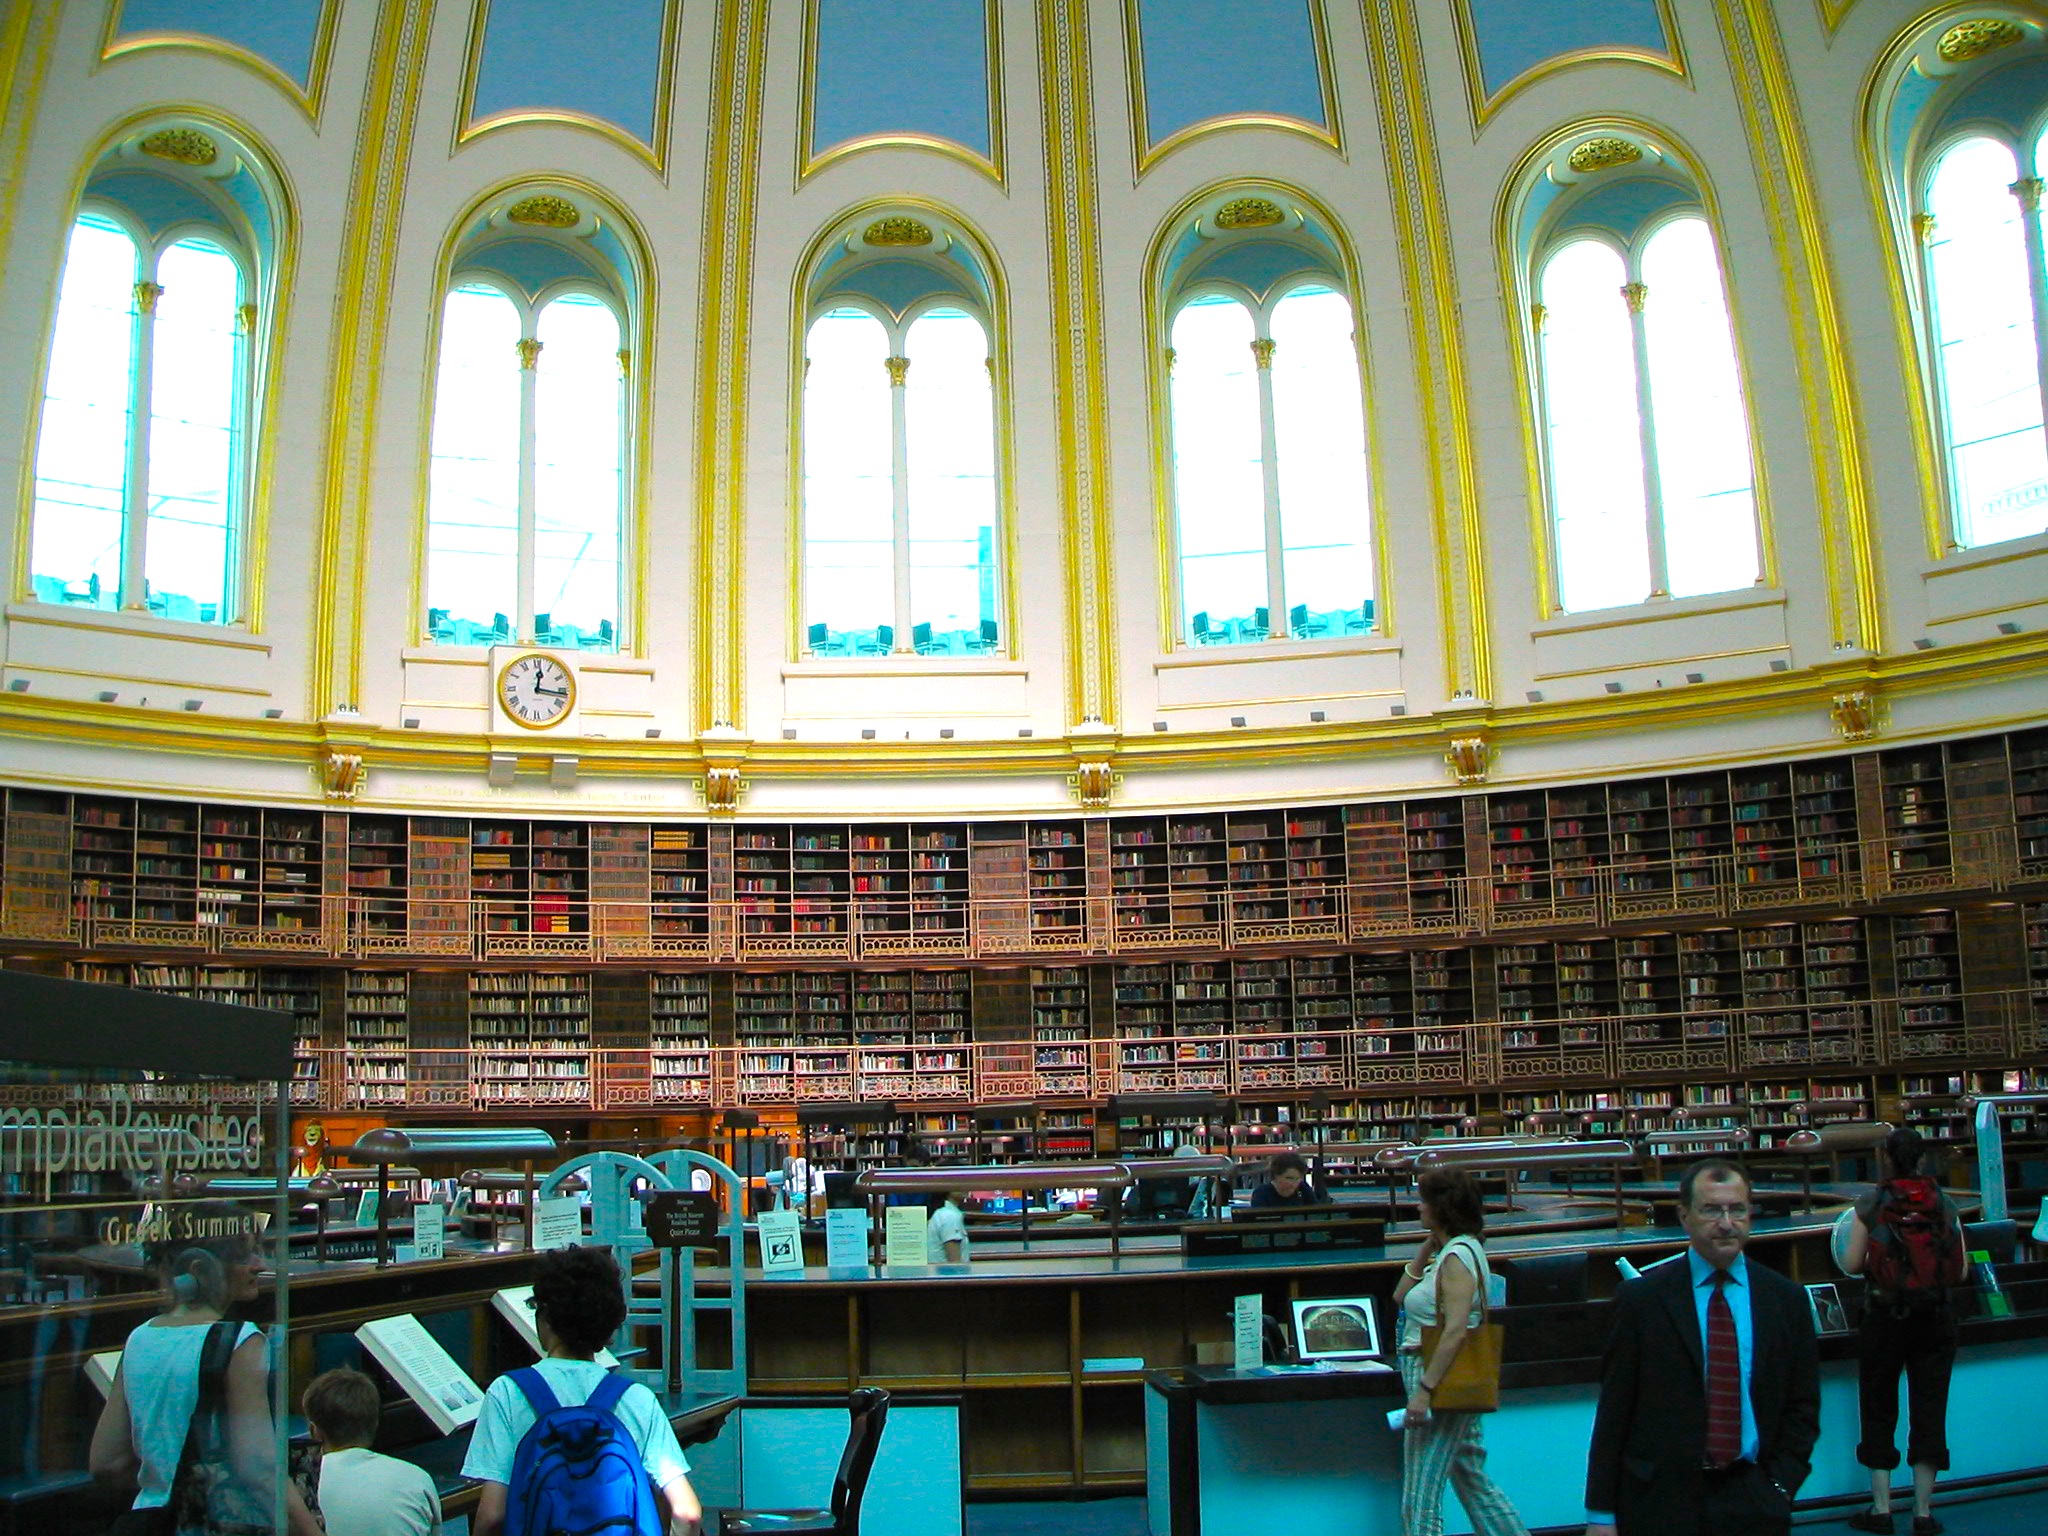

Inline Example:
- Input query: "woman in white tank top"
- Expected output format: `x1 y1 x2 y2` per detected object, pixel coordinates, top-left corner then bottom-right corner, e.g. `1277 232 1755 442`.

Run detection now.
1389 1169 1528 1536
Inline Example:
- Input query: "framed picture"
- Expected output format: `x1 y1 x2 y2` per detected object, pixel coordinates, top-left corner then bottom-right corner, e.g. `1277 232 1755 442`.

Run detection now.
1806 1282 1850 1335
1290 1296 1383 1362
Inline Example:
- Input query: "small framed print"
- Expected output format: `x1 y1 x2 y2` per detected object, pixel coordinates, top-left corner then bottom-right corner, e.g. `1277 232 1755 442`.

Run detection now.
1806 1282 1850 1335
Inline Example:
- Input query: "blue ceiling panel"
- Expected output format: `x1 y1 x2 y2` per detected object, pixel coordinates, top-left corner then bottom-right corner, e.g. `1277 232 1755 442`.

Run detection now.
1463 0 1670 101
114 0 326 86
812 0 992 162
1138 0 1327 146
471 0 668 148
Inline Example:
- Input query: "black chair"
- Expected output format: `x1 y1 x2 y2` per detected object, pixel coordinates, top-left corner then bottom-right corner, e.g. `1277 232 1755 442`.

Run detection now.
719 1387 890 1535
1963 1219 2018 1266
1499 1251 1589 1307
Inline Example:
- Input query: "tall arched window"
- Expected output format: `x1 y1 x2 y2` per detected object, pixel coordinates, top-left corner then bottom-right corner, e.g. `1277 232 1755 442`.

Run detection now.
1921 133 2048 547
799 212 1004 658
1168 283 1373 645
1535 214 1759 612
29 139 266 625
424 191 635 652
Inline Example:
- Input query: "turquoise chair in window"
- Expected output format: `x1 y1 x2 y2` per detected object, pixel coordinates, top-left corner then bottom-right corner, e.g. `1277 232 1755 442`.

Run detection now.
1191 611 1212 645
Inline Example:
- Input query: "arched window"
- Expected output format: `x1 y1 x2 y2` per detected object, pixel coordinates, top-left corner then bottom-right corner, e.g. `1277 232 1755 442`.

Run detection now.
1534 214 1759 612
424 191 635 651
799 213 1003 657
1158 195 1374 647
1921 133 2048 547
1169 285 1374 644
28 125 274 624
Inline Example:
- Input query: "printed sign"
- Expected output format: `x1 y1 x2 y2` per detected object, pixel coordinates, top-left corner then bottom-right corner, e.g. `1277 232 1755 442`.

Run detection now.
757 1209 804 1273
413 1202 445 1261
532 1196 583 1251
825 1207 870 1269
1233 1294 1264 1374
884 1205 929 1267
644 1190 719 1247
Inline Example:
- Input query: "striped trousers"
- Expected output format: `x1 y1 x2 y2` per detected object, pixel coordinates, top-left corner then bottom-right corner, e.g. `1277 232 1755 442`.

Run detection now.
1398 1350 1530 1536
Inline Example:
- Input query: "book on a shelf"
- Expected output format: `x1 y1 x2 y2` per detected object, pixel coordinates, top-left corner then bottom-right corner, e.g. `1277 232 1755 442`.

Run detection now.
354 1313 486 1435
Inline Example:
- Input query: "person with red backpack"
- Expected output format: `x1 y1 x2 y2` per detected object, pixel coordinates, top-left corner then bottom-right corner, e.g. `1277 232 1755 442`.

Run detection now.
1840 1128 1967 1536
463 1244 702 1536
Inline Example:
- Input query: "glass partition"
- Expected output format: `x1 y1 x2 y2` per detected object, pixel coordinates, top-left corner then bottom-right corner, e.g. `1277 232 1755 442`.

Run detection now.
0 974 294 1534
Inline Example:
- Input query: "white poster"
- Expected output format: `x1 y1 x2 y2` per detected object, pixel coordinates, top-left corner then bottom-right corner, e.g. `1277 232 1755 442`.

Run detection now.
1233 1294 1264 1374
884 1205 929 1267
756 1209 804 1274
533 1195 584 1251
825 1207 870 1269
355 1314 485 1435
414 1202 446 1261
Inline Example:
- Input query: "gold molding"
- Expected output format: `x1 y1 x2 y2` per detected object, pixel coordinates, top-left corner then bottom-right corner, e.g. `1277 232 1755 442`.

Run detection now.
797 0 1007 187
1815 1 1864 31
1124 0 1344 177
1067 758 1120 808
4 630 2048 790
453 0 682 176
1716 0 1883 653
98 1 341 125
1364 1 1490 701
322 750 363 800
310 2 435 717
1830 688 1881 740
1924 596 2048 626
1921 533 2048 577
1445 735 1491 784
1450 0 1690 130
1154 688 1403 712
694 1 771 732
1040 0 1118 728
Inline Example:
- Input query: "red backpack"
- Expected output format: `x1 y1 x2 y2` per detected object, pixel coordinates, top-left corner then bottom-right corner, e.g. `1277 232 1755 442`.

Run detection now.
1863 1176 1966 1308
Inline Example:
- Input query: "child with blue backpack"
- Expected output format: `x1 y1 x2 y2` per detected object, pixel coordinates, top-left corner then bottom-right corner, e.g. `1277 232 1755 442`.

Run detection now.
463 1244 703 1536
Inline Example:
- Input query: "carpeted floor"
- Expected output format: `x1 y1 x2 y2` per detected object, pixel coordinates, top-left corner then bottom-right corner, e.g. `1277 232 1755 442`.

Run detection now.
962 1484 2048 1535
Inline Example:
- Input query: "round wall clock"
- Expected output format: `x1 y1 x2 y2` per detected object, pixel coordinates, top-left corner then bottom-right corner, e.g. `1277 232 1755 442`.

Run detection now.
496 651 575 729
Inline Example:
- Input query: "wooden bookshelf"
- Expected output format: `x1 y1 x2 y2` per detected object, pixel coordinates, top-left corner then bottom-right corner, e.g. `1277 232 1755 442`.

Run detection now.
344 971 408 1107
468 971 592 1107
650 972 713 1102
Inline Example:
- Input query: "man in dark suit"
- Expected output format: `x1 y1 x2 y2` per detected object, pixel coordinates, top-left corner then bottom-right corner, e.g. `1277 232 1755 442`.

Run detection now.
1585 1159 1820 1536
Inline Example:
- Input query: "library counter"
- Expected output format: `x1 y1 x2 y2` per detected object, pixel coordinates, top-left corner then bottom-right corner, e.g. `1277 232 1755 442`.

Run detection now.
1143 1272 2048 1536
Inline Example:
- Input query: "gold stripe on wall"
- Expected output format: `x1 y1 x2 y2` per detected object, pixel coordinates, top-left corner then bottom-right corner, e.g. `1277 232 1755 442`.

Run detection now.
1038 0 1119 727
0 4 58 260
691 0 770 733
309 0 435 717
1716 0 1884 653
1361 0 1492 702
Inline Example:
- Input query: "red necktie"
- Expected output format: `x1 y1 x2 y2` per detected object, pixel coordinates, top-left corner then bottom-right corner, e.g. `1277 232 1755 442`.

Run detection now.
1704 1269 1742 1466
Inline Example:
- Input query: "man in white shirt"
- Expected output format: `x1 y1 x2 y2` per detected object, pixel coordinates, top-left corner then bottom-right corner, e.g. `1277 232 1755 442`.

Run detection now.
302 1368 441 1536
926 1191 969 1264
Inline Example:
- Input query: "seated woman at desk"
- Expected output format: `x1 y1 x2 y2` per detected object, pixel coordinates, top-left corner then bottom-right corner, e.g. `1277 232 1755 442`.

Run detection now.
90 1201 322 1535
1248 1151 1324 1208
463 1245 702 1536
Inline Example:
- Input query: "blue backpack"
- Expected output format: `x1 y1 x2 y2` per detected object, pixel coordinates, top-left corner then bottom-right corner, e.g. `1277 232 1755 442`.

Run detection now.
505 1368 663 1536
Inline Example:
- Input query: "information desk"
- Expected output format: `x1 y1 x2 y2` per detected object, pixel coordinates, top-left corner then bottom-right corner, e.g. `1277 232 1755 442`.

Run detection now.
708 1205 1864 1495
1143 1273 2048 1536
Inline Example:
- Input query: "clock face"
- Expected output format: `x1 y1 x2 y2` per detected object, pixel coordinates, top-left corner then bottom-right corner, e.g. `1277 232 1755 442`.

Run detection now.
496 653 575 729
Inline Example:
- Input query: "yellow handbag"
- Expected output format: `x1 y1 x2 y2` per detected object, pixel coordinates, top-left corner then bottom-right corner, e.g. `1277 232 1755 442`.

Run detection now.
1418 1241 1503 1413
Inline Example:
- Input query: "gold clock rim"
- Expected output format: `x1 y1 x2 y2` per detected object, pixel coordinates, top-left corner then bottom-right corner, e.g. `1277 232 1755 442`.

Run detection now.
493 650 577 731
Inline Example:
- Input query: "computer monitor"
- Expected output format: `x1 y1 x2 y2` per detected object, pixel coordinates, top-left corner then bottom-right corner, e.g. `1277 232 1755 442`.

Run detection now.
1290 1296 1383 1363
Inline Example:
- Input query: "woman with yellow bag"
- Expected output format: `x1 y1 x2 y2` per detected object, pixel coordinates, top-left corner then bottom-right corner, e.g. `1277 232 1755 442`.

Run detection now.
1392 1168 1529 1536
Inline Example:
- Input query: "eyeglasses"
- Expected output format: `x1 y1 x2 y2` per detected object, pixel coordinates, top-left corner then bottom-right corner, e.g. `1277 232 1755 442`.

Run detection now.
1692 1203 1751 1221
